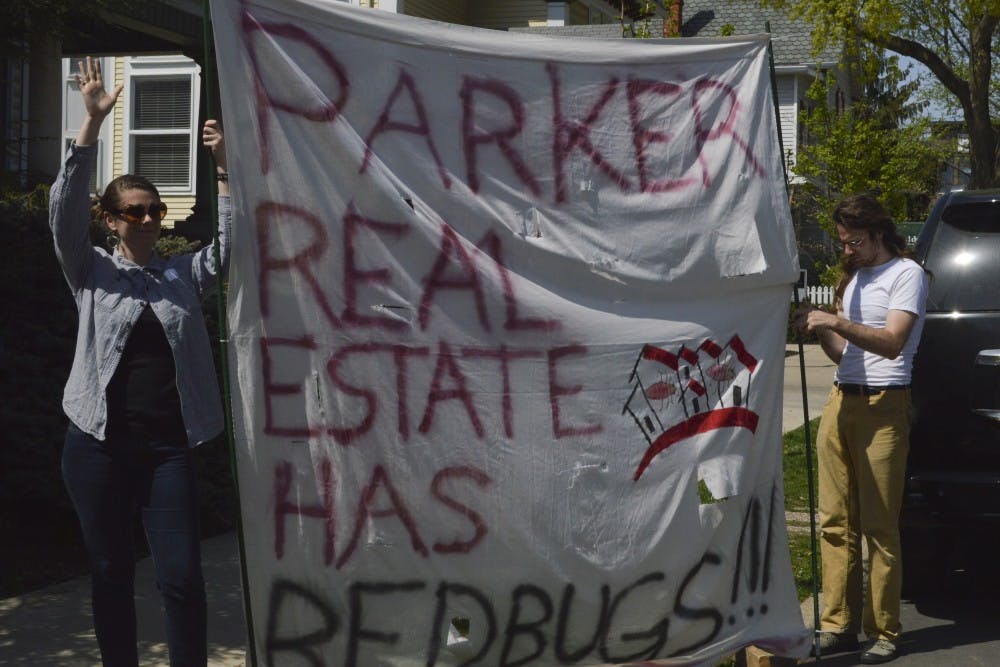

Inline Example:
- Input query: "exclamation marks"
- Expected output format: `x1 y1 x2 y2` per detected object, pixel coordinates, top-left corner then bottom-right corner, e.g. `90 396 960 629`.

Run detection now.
728 488 775 625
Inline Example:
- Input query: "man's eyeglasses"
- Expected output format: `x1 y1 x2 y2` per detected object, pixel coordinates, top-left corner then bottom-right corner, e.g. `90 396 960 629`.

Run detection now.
111 203 168 225
842 237 866 250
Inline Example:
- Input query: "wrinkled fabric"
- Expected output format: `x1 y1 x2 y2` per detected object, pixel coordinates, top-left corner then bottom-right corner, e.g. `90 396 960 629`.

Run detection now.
211 1 808 664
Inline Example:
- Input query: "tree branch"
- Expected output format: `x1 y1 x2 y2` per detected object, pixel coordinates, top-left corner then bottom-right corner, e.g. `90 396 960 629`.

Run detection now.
861 28 970 101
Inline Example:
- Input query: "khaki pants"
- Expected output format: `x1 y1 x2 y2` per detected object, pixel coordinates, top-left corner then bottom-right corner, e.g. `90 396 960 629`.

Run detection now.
817 385 911 642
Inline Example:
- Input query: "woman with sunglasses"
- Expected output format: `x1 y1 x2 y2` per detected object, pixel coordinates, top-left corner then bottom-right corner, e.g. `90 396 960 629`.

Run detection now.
49 56 230 666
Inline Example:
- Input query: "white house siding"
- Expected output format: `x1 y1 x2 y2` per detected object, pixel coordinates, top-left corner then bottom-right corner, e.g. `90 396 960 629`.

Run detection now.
468 0 546 29
112 58 126 179
776 74 797 173
163 195 197 227
404 0 469 24
149 198 196 229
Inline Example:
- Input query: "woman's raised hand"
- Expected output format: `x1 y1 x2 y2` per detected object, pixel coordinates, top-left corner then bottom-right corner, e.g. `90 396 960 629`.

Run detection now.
74 57 123 121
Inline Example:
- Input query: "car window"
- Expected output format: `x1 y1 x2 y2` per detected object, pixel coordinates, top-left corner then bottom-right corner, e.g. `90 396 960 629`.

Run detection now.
924 201 1000 311
942 201 1000 232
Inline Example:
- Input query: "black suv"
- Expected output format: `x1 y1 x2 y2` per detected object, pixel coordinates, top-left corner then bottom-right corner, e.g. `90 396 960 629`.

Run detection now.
902 189 1000 585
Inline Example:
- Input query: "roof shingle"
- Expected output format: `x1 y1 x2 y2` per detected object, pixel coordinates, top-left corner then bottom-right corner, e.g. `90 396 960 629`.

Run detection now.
680 0 840 65
511 1 841 67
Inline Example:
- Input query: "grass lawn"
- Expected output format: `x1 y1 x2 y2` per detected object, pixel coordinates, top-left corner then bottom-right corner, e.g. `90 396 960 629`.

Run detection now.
783 418 820 513
782 418 822 603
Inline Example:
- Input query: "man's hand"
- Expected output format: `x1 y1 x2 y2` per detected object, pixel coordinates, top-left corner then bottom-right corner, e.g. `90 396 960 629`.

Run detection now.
794 302 847 363
794 303 838 334
795 301 918 363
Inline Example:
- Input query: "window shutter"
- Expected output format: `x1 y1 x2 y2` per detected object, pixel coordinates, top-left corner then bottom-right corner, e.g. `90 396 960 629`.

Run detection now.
131 77 192 186
133 78 191 130
134 136 190 187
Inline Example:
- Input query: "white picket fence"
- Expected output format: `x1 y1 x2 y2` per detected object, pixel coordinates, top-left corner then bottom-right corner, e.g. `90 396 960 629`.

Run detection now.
794 285 835 306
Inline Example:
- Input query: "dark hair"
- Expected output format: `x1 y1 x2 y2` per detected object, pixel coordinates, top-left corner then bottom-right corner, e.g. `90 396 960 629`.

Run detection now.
831 194 913 302
832 193 907 257
90 174 160 221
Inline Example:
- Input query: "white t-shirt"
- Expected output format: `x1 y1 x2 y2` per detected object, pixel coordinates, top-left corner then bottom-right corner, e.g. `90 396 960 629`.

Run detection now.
835 257 929 385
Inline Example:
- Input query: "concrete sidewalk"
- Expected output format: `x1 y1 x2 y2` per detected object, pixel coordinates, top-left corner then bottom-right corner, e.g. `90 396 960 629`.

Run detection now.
0 530 247 666
782 341 837 434
0 344 839 666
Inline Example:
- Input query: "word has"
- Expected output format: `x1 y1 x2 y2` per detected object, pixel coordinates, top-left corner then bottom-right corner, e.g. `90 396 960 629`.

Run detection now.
273 458 492 569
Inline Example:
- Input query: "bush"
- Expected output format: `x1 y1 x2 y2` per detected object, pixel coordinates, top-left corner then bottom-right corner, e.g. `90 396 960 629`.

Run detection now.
0 184 76 513
156 232 203 257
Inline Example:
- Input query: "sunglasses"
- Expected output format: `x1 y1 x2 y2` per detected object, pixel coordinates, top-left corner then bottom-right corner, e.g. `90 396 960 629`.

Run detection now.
111 203 168 225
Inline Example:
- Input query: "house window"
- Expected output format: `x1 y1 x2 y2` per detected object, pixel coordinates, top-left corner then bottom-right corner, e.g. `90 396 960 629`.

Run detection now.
62 57 113 193
547 2 569 25
124 57 201 193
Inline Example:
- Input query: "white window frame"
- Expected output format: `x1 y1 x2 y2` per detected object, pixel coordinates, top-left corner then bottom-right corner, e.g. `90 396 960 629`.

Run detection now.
547 2 569 26
580 0 661 23
62 57 113 192
121 55 201 194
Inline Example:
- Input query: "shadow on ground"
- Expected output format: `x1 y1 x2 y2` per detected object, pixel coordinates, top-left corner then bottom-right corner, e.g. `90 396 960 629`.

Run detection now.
0 532 247 667
800 538 1000 666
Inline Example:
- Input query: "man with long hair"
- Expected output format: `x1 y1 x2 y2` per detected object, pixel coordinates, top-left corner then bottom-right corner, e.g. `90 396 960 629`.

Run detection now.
795 194 929 664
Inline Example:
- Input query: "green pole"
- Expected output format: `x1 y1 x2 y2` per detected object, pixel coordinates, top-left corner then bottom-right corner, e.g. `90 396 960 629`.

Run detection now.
765 21 789 192
791 289 822 661
766 20 822 660
201 1 259 664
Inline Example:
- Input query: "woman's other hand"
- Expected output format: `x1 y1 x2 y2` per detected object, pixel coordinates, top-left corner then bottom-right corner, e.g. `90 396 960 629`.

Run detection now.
202 120 229 195
202 120 227 168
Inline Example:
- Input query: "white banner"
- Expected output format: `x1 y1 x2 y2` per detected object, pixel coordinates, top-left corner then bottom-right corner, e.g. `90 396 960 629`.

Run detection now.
211 1 809 664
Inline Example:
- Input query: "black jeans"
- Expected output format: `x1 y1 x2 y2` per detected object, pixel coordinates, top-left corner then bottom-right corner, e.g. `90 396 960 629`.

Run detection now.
62 423 207 667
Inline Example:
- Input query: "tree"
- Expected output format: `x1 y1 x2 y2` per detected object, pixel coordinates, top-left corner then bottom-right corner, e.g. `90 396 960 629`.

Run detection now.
762 0 1000 189
619 1 656 37
618 1 684 38
798 52 949 215
792 52 951 281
